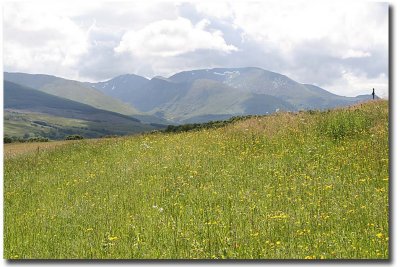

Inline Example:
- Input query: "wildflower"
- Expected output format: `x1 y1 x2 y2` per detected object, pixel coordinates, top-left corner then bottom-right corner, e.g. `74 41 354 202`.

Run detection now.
141 143 151 149
152 204 163 212
108 236 118 241
376 233 384 239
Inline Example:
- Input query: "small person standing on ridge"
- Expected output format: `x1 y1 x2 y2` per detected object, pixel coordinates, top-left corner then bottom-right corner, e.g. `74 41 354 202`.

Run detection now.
372 88 375 100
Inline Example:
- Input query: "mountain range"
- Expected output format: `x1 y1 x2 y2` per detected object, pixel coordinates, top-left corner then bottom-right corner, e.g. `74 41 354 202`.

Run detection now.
87 67 371 122
4 67 372 139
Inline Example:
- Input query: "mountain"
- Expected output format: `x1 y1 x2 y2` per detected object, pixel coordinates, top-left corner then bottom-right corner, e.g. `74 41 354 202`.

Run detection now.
88 67 369 123
4 72 140 116
168 67 368 110
301 84 372 107
89 74 149 101
91 76 188 113
154 79 296 122
4 81 162 139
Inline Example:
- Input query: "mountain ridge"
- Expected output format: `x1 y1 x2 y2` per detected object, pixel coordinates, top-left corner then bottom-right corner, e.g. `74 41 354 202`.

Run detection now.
4 67 373 124
86 67 370 122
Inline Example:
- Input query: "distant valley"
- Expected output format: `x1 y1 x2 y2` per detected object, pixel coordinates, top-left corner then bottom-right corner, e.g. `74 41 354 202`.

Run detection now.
4 67 372 139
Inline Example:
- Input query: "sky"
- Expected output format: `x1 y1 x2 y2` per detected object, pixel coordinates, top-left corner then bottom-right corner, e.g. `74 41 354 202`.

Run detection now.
3 0 389 97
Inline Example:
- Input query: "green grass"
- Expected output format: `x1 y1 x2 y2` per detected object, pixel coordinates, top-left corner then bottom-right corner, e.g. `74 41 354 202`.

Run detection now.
4 100 389 259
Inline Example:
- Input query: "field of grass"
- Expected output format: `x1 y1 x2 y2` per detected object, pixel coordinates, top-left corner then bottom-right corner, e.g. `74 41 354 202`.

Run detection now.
4 100 389 259
4 139 100 159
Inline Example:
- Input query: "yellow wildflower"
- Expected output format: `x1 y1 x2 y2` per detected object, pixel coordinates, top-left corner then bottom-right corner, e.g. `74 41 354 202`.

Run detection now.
108 236 119 241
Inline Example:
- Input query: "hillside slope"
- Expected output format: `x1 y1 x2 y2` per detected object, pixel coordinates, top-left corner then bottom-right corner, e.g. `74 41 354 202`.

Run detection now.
4 72 139 116
4 81 160 139
4 100 388 259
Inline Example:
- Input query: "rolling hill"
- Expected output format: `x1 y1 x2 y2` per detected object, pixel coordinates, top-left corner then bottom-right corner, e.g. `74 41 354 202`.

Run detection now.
4 72 140 116
4 81 162 139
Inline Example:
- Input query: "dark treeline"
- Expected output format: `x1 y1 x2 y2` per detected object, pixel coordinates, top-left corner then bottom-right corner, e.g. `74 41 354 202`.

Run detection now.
163 115 259 133
4 114 272 143
4 134 86 143
4 136 49 143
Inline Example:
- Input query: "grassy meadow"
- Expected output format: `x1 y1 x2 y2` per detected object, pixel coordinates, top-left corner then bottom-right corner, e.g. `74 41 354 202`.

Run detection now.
4 100 389 259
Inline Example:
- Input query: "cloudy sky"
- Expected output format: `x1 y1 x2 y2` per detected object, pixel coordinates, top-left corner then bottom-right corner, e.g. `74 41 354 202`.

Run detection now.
3 0 388 97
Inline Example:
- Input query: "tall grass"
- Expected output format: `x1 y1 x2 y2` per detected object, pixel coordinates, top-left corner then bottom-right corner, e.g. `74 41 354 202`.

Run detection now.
4 100 389 259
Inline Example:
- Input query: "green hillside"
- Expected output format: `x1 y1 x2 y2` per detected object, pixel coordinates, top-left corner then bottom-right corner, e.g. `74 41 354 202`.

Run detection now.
4 72 139 116
4 100 388 259
150 79 295 122
4 81 161 139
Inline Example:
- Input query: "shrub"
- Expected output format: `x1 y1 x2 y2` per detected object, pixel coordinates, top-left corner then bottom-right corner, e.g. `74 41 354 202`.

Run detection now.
4 136 13 143
65 135 84 140
27 137 49 142
4 136 49 143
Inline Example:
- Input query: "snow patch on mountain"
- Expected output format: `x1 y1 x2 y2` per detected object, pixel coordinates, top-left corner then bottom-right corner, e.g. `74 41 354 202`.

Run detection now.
272 78 288 88
214 70 241 78
213 72 225 75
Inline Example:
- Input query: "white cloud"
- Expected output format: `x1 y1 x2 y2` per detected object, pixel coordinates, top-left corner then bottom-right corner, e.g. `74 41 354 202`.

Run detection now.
196 1 387 61
194 1 233 19
2 0 389 97
201 0 388 96
3 2 92 79
114 17 237 57
227 1 388 50
341 49 371 59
